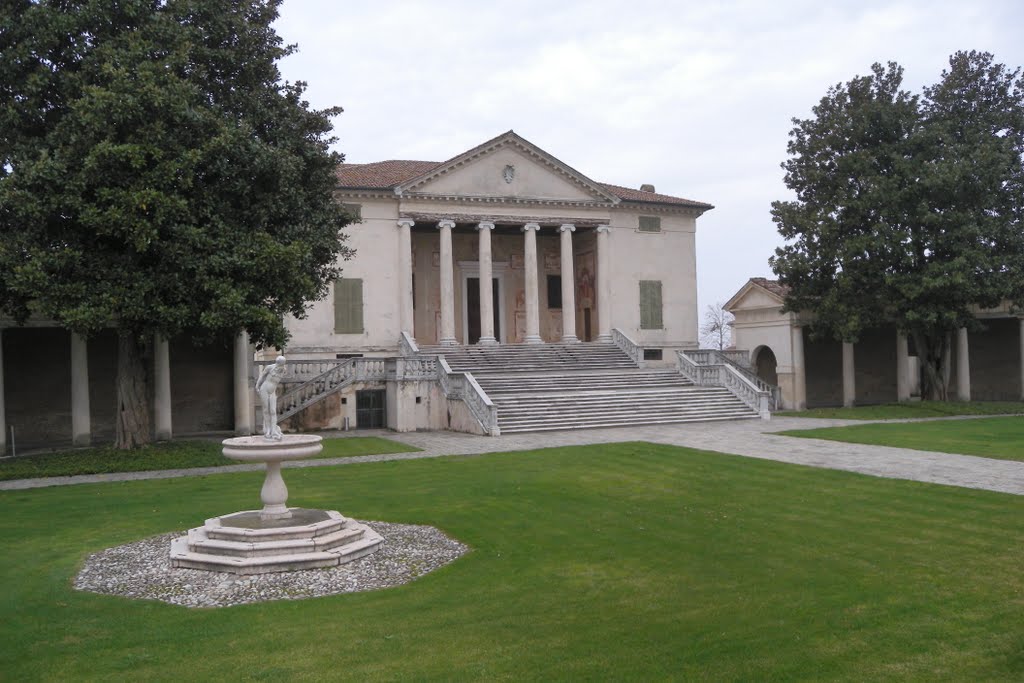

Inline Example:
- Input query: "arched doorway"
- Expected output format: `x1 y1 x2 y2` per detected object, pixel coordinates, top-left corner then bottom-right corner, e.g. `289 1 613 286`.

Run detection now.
753 346 778 385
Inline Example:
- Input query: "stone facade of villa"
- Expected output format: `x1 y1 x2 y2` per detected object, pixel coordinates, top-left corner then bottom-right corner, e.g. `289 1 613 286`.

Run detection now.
726 277 1024 409
0 131 731 449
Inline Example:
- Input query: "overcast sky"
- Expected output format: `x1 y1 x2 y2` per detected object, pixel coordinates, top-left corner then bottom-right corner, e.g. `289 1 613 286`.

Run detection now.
273 0 1024 318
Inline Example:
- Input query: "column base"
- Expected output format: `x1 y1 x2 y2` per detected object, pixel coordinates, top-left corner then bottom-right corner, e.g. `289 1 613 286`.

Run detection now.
596 333 612 343
439 337 459 346
560 335 580 344
155 429 172 442
524 335 543 344
72 433 91 447
477 336 498 345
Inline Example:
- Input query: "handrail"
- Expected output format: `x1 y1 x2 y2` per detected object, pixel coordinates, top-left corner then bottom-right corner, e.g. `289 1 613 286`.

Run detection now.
277 359 356 420
685 348 780 410
611 328 643 367
399 331 419 357
435 355 499 436
677 350 771 420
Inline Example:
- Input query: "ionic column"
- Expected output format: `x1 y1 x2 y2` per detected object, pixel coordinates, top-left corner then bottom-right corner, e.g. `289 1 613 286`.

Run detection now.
70 332 91 446
438 220 457 345
956 327 971 401
396 219 415 337
559 224 578 343
842 341 856 408
233 330 253 435
153 334 172 440
0 330 6 453
522 223 542 344
595 225 612 342
477 221 497 345
896 332 910 402
791 324 807 410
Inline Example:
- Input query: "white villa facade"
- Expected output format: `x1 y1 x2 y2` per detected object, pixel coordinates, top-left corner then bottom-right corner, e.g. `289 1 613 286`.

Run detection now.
285 131 711 357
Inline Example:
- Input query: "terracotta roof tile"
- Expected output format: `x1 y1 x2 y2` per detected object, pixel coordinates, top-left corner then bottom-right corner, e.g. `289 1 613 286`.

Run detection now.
750 277 789 298
335 159 710 208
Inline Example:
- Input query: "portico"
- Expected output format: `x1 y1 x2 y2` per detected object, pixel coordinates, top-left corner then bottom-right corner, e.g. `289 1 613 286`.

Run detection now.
398 217 610 346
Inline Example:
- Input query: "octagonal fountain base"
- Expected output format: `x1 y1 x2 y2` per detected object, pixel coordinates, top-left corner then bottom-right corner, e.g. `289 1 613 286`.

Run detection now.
169 433 383 575
170 508 383 575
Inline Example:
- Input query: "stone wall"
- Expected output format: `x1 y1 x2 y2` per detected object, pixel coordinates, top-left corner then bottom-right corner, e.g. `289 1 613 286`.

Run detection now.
853 328 898 405
4 327 72 446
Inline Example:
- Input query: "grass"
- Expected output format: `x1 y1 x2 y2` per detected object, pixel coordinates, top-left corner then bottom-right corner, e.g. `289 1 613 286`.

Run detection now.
776 400 1024 420
779 415 1024 462
0 436 420 481
2 442 1023 681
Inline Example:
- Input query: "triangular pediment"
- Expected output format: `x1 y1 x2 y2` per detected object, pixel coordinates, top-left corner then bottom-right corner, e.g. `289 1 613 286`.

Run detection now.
396 131 619 204
725 281 786 312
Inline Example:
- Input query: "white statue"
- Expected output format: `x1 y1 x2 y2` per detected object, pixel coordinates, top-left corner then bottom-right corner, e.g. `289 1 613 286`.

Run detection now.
256 355 287 440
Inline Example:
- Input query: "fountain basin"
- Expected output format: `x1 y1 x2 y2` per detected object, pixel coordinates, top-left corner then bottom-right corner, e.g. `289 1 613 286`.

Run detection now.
222 434 323 462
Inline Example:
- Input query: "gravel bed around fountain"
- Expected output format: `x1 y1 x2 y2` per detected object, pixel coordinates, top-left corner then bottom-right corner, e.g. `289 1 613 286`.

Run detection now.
75 521 470 608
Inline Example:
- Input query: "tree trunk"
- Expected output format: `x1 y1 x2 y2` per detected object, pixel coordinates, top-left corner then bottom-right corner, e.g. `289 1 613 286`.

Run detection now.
911 329 949 401
115 331 151 449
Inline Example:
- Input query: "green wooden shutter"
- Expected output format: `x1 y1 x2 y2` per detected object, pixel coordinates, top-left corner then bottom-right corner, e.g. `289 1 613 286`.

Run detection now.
334 278 364 333
639 280 663 329
638 215 661 232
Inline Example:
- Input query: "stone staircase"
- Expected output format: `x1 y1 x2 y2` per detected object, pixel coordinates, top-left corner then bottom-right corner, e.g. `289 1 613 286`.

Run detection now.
419 343 758 433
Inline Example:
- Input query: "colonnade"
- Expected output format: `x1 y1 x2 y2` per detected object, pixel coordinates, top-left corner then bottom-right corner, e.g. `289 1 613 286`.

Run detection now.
786 320 1024 409
0 329 254 452
397 219 612 345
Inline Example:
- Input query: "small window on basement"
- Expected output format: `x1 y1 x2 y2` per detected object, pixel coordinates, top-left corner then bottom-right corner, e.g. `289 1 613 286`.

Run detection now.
643 349 663 361
638 215 661 232
547 275 562 309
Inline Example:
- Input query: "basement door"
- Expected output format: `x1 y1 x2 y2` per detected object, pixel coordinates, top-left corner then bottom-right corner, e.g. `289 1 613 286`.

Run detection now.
355 389 386 429
465 277 501 344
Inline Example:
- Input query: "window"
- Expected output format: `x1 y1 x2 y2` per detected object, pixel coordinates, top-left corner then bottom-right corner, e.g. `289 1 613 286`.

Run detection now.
639 280 663 329
638 215 661 233
547 275 562 309
334 278 364 333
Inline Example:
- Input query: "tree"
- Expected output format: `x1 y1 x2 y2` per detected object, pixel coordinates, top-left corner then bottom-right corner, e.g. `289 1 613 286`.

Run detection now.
0 1 353 447
700 302 734 350
770 52 1024 400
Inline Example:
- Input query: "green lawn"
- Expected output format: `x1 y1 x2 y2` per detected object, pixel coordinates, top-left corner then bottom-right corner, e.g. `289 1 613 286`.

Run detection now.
776 400 1024 420
779 415 1024 461
0 436 420 481
2 443 1023 681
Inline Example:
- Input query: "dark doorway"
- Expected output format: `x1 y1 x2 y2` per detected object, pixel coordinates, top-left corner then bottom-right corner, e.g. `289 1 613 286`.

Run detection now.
583 308 592 341
754 347 778 386
466 277 501 344
355 389 386 429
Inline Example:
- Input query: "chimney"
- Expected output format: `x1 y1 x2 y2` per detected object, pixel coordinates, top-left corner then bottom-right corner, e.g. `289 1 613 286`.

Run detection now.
640 183 655 193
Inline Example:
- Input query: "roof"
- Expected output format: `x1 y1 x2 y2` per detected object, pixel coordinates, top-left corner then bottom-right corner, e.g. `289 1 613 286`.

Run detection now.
723 277 790 313
749 277 789 298
336 154 712 209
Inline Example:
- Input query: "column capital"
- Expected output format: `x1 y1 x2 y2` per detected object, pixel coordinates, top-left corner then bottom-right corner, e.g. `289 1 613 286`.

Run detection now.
596 224 611 234
477 221 495 231
559 223 576 233
397 218 415 229
522 222 541 232
438 219 455 230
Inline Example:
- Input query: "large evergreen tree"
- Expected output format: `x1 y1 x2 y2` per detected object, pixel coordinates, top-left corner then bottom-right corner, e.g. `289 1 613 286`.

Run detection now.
0 1 353 447
770 52 1024 400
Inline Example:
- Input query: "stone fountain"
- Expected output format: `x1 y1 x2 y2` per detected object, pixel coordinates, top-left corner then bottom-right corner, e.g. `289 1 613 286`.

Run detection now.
170 356 382 574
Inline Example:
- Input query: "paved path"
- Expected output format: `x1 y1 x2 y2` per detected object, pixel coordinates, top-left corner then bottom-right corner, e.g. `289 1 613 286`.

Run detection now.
3 416 1023 496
